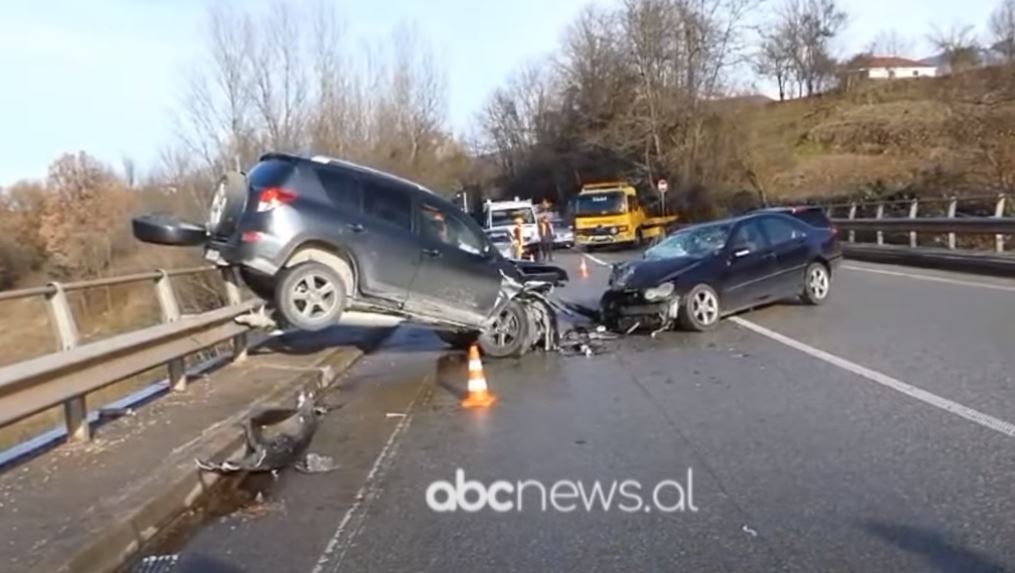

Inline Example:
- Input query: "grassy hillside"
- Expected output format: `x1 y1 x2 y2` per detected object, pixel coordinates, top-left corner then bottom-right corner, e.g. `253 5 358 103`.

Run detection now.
737 65 1015 202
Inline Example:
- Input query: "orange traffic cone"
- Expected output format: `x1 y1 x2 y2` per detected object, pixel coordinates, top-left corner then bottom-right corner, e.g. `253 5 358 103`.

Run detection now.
579 256 589 279
461 344 496 409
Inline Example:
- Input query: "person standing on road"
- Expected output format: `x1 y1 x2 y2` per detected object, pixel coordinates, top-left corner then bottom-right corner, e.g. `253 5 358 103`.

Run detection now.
512 216 525 260
538 214 555 262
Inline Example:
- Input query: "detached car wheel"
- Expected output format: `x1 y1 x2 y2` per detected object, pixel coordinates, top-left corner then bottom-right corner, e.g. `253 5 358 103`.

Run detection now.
801 262 831 305
679 284 721 332
275 262 347 331
478 300 531 359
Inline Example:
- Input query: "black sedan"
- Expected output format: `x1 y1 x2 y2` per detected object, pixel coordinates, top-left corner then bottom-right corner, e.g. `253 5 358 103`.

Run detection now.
601 212 842 332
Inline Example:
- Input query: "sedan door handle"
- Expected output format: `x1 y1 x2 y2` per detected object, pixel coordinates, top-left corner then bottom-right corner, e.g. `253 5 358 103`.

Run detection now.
423 248 442 258
347 223 365 233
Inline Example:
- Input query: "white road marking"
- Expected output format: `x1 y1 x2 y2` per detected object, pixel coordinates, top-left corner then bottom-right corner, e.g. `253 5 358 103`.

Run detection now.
584 253 611 267
311 383 427 573
843 265 1015 293
730 317 1015 438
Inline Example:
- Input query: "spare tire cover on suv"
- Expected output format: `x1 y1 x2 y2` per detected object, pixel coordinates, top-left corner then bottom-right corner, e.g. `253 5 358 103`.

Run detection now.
207 171 248 237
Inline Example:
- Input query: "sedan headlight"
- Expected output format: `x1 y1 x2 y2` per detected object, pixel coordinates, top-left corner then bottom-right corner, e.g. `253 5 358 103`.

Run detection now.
644 282 676 301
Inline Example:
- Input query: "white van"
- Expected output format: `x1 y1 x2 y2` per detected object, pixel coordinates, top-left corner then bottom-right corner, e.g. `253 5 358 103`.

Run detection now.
483 199 539 249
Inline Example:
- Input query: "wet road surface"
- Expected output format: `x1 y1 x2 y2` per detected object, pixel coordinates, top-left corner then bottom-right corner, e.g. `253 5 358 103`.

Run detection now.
153 250 1015 573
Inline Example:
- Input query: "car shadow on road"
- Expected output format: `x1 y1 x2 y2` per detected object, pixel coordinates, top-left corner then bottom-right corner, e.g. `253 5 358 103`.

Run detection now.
860 520 1009 573
253 326 393 355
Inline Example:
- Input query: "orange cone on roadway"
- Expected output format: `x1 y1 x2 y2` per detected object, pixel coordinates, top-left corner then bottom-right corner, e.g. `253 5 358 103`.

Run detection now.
461 344 496 409
579 256 589 279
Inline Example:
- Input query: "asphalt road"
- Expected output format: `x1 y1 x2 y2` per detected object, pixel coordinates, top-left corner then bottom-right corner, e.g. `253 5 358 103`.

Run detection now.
149 250 1015 573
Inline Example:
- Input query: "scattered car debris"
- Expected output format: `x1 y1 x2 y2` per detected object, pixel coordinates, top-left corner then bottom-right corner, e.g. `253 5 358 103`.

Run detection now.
133 554 179 573
295 452 339 474
97 407 135 421
742 525 759 537
195 391 328 474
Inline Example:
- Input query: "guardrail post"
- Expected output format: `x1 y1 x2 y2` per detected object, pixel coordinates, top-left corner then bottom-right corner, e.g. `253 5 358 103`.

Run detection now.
45 283 90 442
847 203 857 243
876 204 885 246
222 267 248 362
908 199 919 248
995 195 1007 253
155 271 187 392
947 197 957 249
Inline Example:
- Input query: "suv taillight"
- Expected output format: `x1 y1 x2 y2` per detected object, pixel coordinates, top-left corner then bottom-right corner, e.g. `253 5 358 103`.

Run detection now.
256 187 296 212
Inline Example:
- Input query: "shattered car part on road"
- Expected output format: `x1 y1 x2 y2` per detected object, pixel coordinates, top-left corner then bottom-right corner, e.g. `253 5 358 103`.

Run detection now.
195 390 331 475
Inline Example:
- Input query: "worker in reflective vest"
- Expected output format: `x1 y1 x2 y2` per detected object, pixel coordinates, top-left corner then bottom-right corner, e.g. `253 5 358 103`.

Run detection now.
512 217 525 259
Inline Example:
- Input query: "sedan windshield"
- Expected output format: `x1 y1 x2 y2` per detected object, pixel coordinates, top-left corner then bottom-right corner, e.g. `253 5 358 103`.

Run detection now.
645 223 732 260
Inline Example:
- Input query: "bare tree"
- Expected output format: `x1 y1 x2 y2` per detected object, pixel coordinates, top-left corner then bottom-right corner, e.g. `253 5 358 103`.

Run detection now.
780 0 847 96
755 24 795 100
249 2 308 151
929 22 982 73
867 29 912 57
478 61 558 176
989 0 1015 60
177 4 257 170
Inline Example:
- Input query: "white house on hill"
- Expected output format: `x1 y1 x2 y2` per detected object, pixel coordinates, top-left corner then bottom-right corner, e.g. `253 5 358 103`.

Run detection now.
846 56 938 80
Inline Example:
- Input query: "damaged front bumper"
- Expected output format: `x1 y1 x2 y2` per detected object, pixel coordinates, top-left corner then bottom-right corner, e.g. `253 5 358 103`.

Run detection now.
600 289 680 332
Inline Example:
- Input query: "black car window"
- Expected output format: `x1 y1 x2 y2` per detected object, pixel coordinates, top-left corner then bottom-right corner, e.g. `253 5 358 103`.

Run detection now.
760 216 807 246
730 220 768 252
248 159 294 188
420 202 485 255
363 180 411 231
313 167 361 211
792 209 831 228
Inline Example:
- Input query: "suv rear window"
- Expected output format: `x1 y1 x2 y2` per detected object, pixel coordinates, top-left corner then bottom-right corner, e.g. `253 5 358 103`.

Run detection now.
247 159 294 189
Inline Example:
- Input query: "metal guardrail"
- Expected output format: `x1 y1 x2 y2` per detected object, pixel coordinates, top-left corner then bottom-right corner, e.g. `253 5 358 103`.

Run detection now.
822 194 1010 252
817 194 1014 273
0 267 256 442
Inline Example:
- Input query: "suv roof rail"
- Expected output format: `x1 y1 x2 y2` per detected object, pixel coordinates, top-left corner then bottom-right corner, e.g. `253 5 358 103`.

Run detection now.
259 152 435 195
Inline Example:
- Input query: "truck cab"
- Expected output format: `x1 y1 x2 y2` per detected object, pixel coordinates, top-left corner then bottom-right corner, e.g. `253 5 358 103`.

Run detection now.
573 182 676 248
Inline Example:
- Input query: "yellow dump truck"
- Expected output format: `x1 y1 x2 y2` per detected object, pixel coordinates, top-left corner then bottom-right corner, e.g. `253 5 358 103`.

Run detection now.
572 182 678 248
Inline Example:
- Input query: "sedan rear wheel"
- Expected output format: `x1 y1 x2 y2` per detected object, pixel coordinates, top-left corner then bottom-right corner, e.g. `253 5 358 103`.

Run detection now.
478 300 530 358
679 284 721 332
801 262 831 305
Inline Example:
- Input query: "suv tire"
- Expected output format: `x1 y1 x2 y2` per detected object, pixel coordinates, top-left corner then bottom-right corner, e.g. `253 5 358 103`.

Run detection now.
478 300 531 358
275 261 347 331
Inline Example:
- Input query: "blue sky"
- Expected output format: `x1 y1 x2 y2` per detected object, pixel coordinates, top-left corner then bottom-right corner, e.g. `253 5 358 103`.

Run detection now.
0 0 1002 185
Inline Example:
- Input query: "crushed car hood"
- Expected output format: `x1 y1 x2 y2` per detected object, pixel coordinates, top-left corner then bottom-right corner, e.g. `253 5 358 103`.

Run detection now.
611 256 702 289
